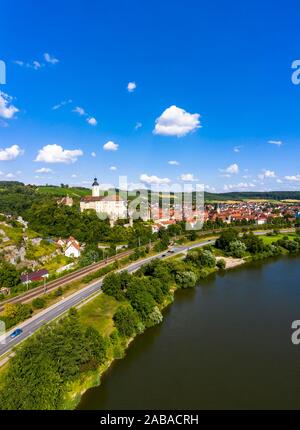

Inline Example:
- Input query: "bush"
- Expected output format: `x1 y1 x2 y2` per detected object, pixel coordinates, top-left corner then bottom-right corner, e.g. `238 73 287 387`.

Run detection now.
32 297 46 309
217 259 226 270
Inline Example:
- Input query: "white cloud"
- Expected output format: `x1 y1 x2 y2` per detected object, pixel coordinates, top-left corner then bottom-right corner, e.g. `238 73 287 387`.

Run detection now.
135 122 142 130
32 61 42 70
233 146 243 153
87 117 97 126
52 99 72 110
259 169 276 180
276 179 283 183
44 53 59 64
153 105 201 137
168 160 180 166
13 60 24 66
0 92 19 119
103 141 119 151
6 173 15 178
268 140 283 147
140 174 171 185
71 174 77 178
0 144 23 161
180 173 198 182
127 82 136 92
284 175 300 182
220 163 239 175
35 167 53 173
14 60 44 70
91 152 96 157
35 144 83 164
224 182 255 191
109 166 117 171
73 106 86 116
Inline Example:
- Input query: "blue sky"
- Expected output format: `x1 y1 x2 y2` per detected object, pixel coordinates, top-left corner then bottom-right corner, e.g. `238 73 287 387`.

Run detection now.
0 0 300 192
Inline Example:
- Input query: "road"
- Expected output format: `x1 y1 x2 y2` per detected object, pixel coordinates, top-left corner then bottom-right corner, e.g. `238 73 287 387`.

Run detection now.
0 239 214 358
0 228 295 359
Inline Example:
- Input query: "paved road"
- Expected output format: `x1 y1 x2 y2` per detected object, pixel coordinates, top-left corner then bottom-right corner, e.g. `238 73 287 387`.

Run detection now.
0 228 294 359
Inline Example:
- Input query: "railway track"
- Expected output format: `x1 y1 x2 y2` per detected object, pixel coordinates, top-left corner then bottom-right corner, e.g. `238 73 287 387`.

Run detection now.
0 249 133 311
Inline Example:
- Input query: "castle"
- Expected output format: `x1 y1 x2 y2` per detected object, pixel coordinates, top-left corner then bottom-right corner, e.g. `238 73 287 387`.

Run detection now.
80 178 127 222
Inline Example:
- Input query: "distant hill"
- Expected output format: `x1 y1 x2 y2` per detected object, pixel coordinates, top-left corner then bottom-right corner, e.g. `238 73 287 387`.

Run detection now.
1 182 300 217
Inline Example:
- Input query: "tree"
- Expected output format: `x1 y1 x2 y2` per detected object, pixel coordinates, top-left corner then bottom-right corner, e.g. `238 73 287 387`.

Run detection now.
175 271 197 289
85 326 107 365
229 240 247 258
215 229 239 251
0 261 20 289
113 305 141 338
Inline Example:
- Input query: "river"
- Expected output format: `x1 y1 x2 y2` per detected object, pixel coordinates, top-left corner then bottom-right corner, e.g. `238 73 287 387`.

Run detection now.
78 256 300 410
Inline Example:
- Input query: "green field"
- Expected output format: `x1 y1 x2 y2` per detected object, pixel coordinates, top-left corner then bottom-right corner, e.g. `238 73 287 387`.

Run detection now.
36 186 90 198
78 293 120 337
261 233 296 244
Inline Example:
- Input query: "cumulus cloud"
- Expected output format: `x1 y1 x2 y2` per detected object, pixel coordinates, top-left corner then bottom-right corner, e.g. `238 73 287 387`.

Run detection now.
268 140 283 147
134 122 142 130
103 141 119 151
44 53 59 64
168 160 180 166
109 166 117 171
91 152 96 157
220 163 239 175
0 92 19 119
0 144 23 161
127 82 136 92
35 167 53 173
180 173 198 182
259 169 276 180
140 174 171 185
153 105 201 137
87 117 97 126
35 144 83 164
284 175 300 182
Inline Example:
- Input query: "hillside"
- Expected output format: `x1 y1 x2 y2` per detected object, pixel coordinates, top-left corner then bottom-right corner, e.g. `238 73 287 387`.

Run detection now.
1 182 300 218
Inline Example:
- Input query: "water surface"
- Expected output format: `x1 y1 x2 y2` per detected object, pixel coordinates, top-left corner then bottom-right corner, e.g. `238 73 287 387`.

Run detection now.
78 257 300 410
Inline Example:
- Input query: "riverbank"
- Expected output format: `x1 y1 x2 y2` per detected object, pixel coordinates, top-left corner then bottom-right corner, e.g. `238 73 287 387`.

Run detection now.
65 239 300 410
1 230 299 410
61 257 249 409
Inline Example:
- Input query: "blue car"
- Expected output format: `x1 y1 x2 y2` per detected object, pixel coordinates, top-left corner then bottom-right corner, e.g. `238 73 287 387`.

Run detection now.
10 328 23 339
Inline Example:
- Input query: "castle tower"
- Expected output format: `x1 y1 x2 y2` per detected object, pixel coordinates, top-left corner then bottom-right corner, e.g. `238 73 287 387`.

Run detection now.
92 177 100 197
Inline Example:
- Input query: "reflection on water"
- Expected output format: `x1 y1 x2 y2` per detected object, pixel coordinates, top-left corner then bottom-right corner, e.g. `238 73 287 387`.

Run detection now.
78 256 300 410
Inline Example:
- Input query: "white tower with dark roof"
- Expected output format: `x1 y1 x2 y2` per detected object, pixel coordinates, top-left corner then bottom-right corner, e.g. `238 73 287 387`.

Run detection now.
92 177 100 197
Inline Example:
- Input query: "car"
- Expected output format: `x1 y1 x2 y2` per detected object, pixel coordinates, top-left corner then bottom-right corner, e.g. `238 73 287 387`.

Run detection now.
10 328 23 339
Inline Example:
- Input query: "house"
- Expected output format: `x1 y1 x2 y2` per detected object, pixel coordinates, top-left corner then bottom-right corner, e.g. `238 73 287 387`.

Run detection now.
65 239 81 258
58 195 73 207
20 269 49 284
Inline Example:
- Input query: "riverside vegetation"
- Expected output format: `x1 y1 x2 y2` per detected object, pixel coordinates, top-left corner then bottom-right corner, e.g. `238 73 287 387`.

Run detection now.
0 229 300 409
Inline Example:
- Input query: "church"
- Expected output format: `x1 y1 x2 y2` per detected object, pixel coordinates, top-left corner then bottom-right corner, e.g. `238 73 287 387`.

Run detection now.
80 178 127 222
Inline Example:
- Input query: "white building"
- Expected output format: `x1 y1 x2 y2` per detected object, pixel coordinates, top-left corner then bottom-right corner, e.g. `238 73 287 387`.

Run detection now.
80 178 127 223
65 238 81 258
